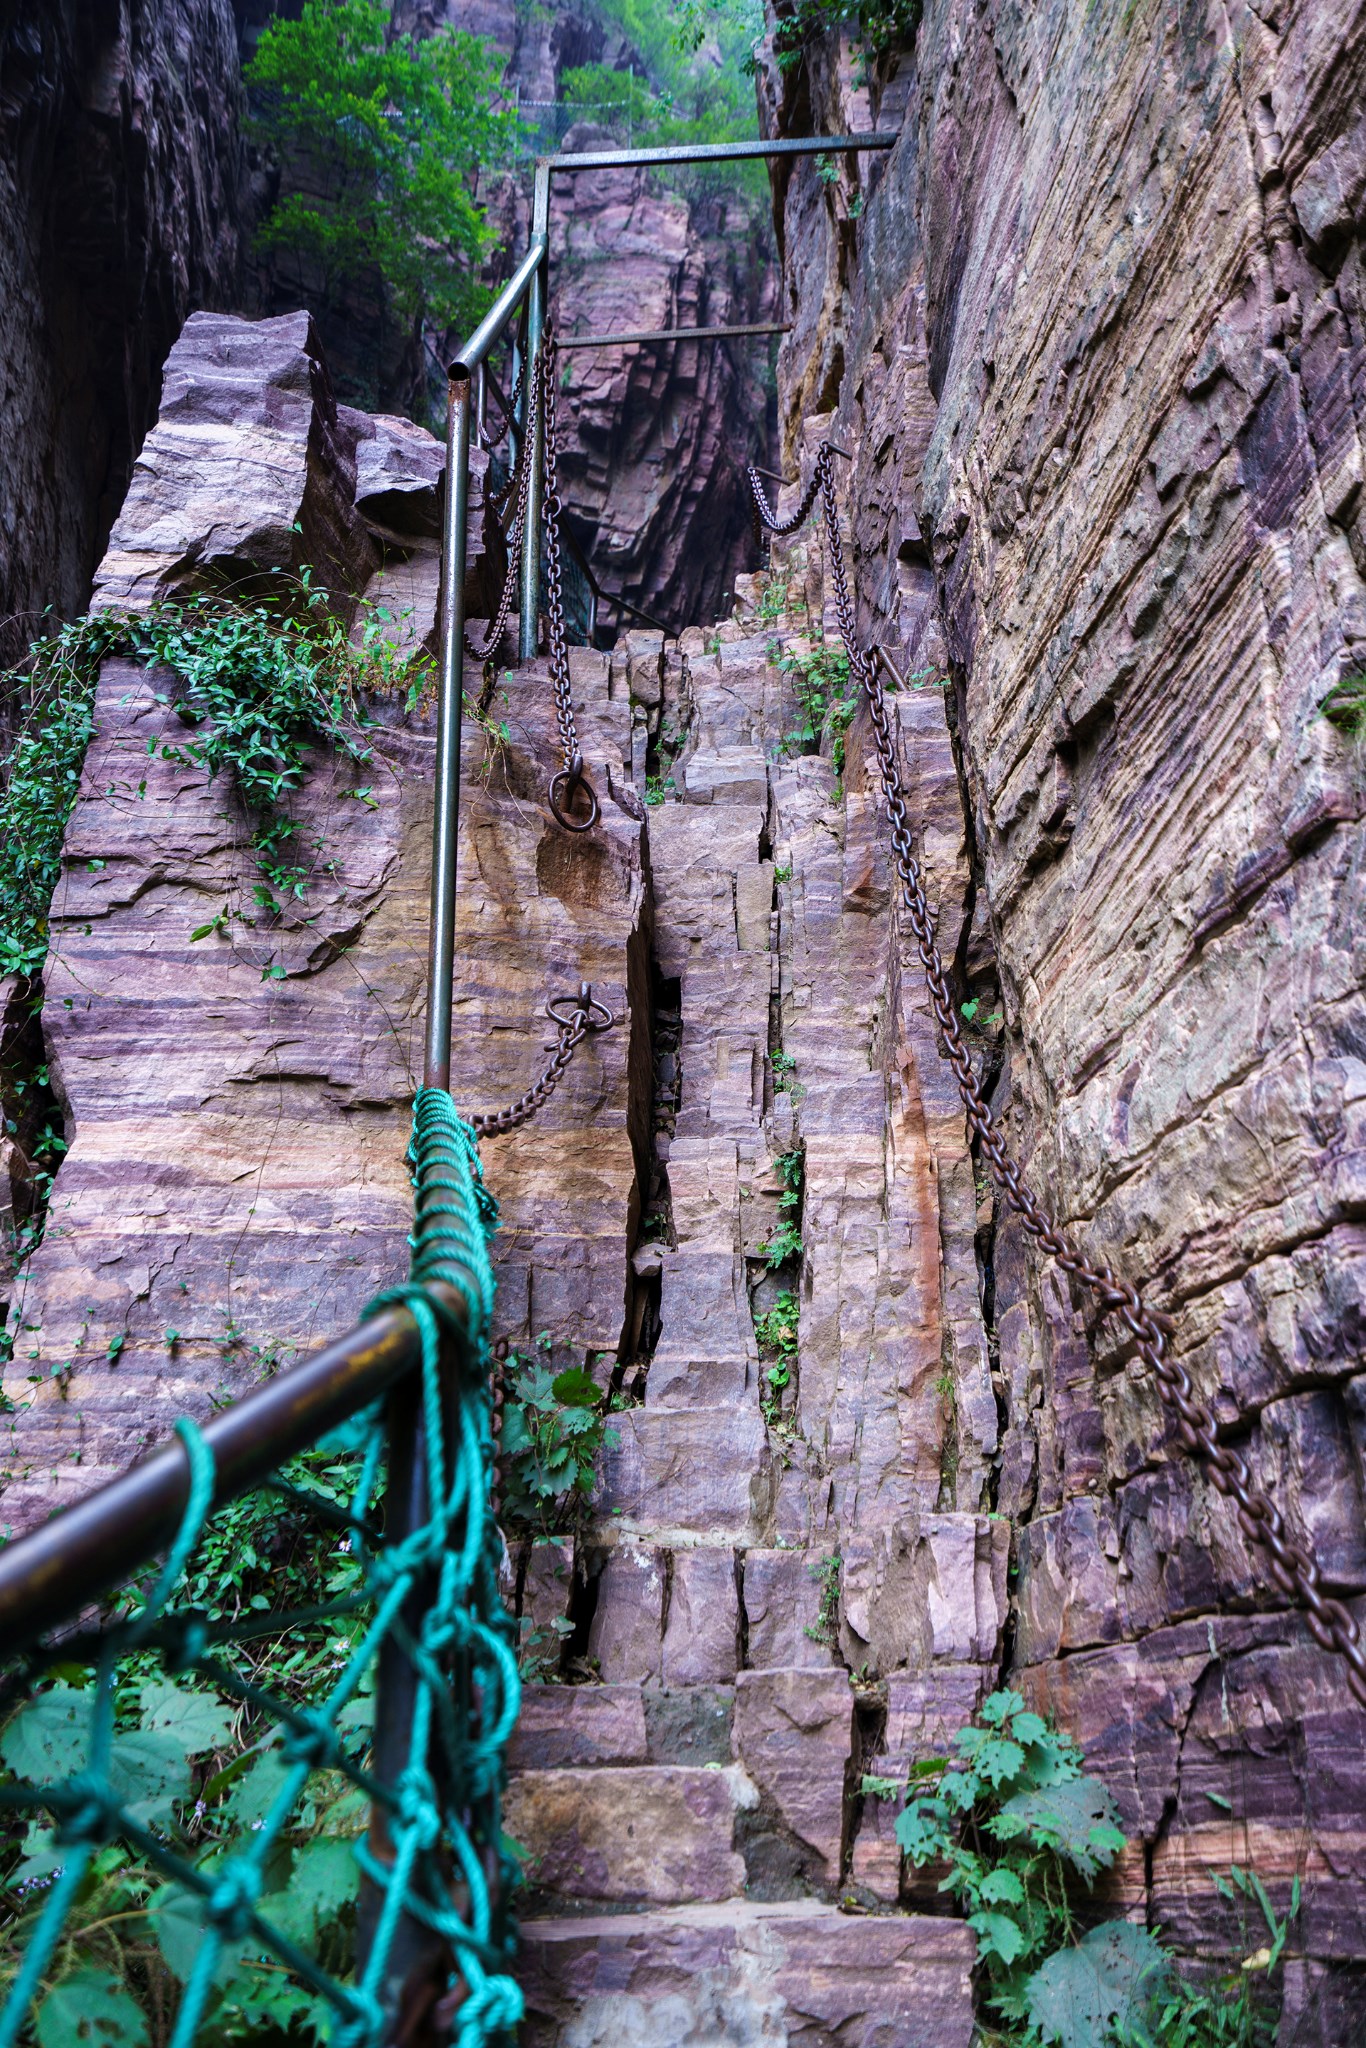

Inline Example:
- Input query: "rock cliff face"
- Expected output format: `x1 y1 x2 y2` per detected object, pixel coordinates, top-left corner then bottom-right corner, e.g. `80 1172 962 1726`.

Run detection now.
761 0 1366 2029
7 0 1366 2033
0 309 999 2042
0 0 245 663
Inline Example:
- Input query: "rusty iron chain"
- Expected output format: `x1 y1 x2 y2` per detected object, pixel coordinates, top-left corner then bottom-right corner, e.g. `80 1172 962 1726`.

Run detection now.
748 443 1366 1707
538 325 600 834
478 355 527 453
466 372 537 664
469 984 614 1140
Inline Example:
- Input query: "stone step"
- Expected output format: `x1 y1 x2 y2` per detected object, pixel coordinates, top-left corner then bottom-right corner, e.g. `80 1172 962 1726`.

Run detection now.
517 1899 975 2048
503 1764 752 1908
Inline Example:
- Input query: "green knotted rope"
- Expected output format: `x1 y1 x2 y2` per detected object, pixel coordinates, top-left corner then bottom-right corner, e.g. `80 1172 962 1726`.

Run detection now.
0 1088 521 2046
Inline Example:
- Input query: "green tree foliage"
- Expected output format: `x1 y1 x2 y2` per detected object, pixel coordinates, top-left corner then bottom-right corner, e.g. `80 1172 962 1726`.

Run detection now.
245 0 515 336
773 0 923 74
576 0 765 170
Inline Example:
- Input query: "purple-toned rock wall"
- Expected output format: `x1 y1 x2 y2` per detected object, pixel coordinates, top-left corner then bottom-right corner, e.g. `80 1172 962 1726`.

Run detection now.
761 0 1366 2026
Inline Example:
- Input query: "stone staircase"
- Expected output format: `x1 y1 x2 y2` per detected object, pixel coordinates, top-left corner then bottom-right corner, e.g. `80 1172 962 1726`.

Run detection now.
1 312 993 2041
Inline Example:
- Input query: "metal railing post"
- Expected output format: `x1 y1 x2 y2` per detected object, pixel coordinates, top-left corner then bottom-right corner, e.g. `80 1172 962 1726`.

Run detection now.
425 371 473 1094
355 370 477 2037
519 160 552 665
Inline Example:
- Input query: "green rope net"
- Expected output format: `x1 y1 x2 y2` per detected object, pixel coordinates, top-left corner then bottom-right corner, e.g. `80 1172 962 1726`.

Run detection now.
0 1089 521 2047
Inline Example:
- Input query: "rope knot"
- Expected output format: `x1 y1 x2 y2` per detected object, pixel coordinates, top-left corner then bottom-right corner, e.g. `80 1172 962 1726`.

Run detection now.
396 1765 441 1850
53 1772 120 1848
206 1858 261 1940
454 1970 524 2045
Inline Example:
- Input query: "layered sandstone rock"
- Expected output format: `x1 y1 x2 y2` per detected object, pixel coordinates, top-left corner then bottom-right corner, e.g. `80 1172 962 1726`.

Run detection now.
0 307 987 2041
762 0 1366 2017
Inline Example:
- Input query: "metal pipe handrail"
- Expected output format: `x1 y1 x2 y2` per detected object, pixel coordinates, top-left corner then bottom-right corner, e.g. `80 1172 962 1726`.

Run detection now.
547 131 899 172
447 233 547 378
0 1286 471 1659
559 320 789 349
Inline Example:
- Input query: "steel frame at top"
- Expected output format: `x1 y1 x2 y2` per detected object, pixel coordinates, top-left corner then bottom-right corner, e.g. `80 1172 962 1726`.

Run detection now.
430 128 897 1089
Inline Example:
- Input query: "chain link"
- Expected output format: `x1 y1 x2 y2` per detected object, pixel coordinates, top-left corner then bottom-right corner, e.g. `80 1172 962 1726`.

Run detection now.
750 443 1366 1706
539 325 599 833
470 985 614 1140
466 369 538 664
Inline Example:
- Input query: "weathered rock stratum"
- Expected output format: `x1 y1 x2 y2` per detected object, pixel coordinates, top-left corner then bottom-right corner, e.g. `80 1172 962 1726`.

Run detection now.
760 0 1366 2032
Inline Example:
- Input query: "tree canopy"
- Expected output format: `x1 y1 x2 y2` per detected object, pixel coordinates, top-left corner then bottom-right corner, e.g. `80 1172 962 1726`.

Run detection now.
246 0 515 339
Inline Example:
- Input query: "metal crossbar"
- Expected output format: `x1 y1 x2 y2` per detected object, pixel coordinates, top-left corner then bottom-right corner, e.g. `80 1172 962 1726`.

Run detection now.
559 320 789 348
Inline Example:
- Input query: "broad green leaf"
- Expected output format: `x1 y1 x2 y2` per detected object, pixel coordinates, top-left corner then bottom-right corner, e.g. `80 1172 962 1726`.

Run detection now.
263 1835 357 1946
989 1774 1127 1879
967 1909 1027 1967
216 1972 333 2045
972 1736 1026 1790
550 1367 599 1407
1 1684 92 1783
978 1866 1027 1906
1011 1711 1049 1746
137 1679 233 1756
151 1884 250 1987
34 1967 148 2047
224 1743 293 1827
1025 1922 1168 2048
980 1689 1027 1727
106 1725 194 1828
894 1796 950 1863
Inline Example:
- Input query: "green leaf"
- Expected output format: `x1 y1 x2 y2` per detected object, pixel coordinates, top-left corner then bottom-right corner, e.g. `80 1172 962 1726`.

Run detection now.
223 1742 293 1826
34 1967 148 2047
967 1909 1027 1967
107 1725 195 1828
989 1774 1127 1880
151 1884 249 1987
263 1835 357 1944
137 1678 233 1756
894 1795 951 1863
550 1367 599 1408
979 1866 1027 1906
0 1684 92 1783
1025 1922 1168 2048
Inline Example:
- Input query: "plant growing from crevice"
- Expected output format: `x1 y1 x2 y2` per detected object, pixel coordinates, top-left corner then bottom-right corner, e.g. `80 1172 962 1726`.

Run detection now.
803 1552 840 1645
777 636 854 760
756 1148 804 1269
1320 664 1366 740
0 580 422 985
498 1348 619 1536
875 1690 1298 2048
753 1289 798 1428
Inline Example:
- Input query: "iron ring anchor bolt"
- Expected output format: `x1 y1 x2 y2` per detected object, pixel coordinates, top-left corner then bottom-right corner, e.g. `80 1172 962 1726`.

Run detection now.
544 982 614 1033
469 985 616 1139
547 751 600 833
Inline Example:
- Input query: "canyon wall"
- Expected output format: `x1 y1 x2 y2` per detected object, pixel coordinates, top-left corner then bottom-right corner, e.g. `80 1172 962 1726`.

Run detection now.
761 0 1366 2032
0 0 245 665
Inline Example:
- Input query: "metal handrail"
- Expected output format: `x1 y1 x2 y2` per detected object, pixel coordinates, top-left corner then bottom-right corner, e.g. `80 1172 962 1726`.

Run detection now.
0 1288 469 1659
559 320 790 349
